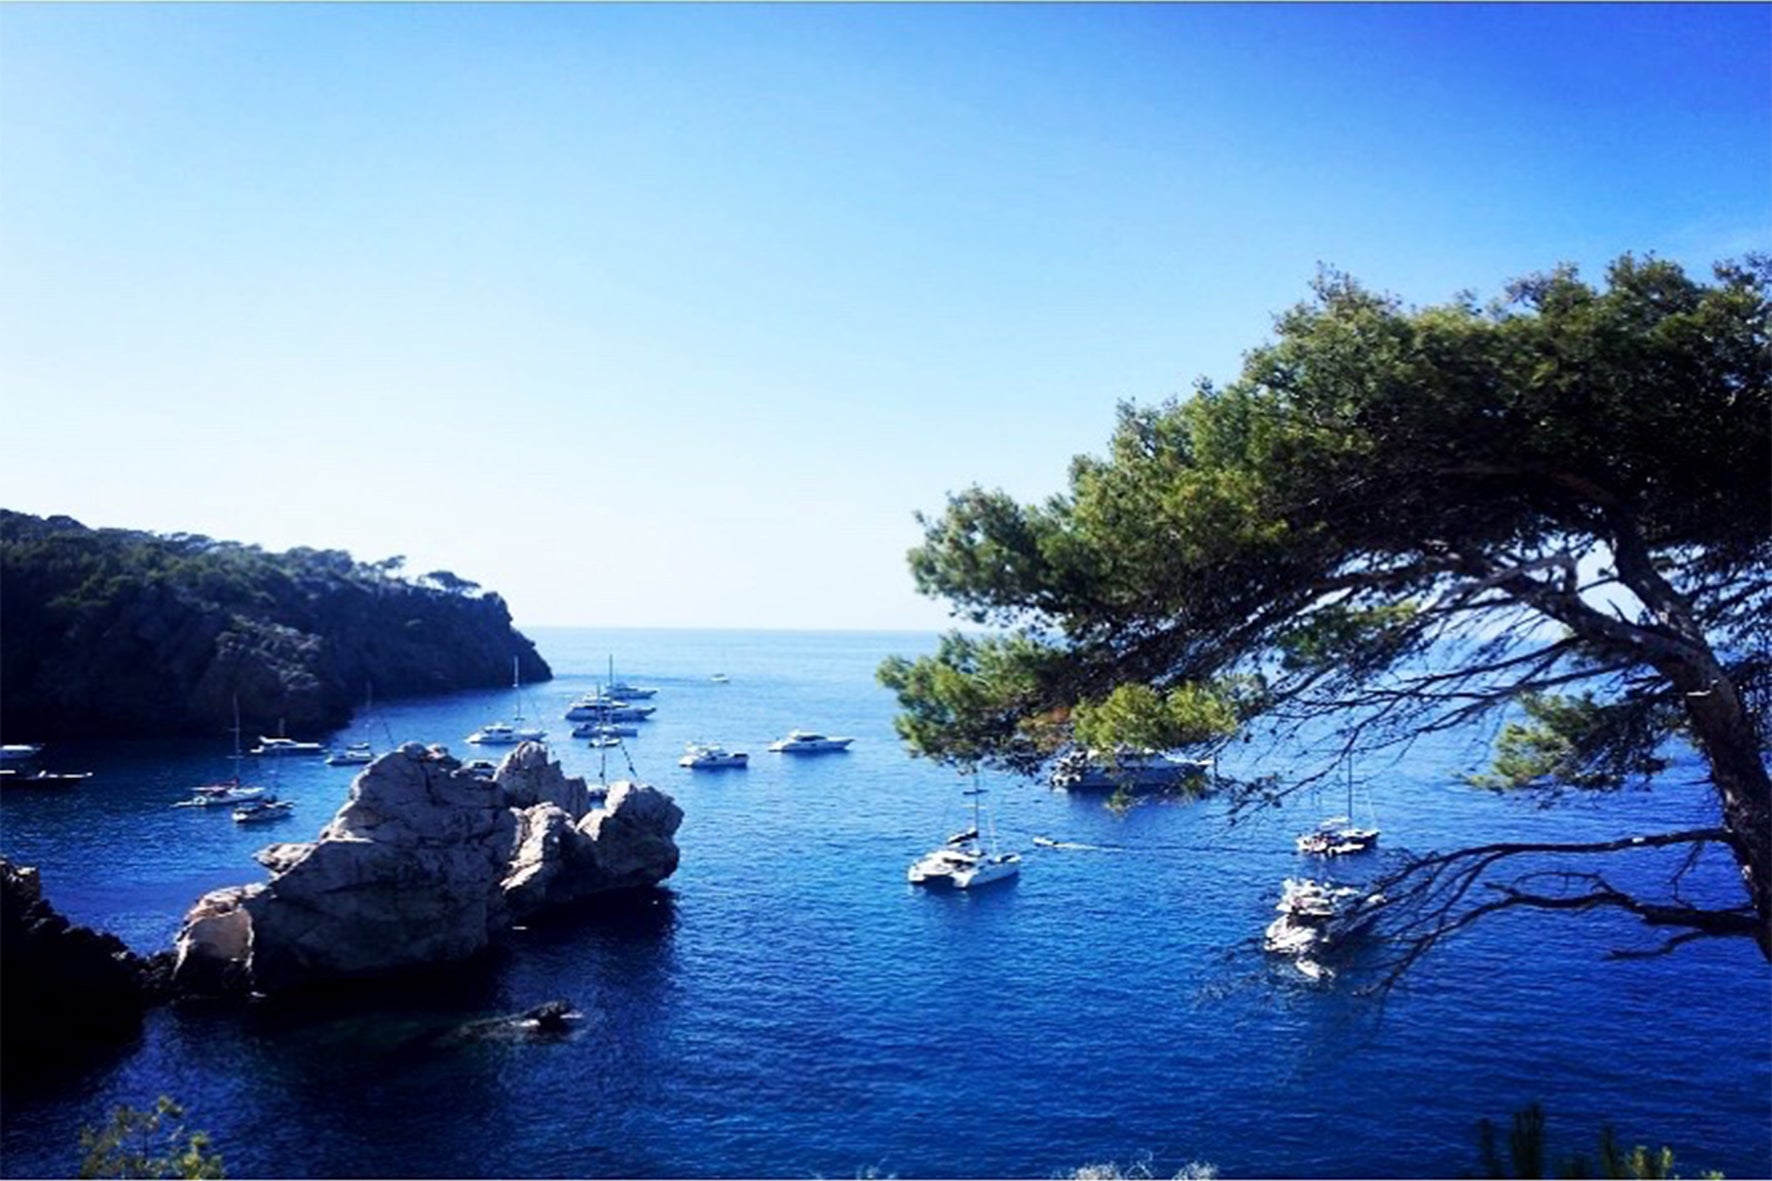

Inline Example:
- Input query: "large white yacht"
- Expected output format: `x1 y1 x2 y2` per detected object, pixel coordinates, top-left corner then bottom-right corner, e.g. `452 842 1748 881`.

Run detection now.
565 698 657 722
678 742 749 769
1263 877 1386 969
1048 747 1213 792
767 730 854 753
466 722 521 746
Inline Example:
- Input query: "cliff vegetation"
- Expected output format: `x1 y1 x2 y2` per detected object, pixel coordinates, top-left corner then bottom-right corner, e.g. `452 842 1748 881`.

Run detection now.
0 510 550 740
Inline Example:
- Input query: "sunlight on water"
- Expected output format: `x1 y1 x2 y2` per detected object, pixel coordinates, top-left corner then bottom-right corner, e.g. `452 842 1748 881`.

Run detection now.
3 629 1767 1179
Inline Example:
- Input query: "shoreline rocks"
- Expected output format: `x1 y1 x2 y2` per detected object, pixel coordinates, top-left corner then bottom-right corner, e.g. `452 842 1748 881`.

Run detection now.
173 742 682 995
1 858 167 1072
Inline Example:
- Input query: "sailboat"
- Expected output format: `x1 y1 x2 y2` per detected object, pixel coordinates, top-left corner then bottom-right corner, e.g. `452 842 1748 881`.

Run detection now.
1296 761 1380 856
325 683 379 766
908 779 1022 890
182 698 271 806
601 655 657 700
468 658 548 745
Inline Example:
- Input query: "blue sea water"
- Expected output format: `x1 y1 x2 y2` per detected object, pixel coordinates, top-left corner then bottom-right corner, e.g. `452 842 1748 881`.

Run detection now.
2 628 1768 1179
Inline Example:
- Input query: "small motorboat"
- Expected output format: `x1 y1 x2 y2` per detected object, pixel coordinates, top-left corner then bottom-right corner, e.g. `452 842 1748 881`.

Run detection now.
678 743 749 769
588 735 623 748
325 742 375 766
767 730 854 754
250 737 324 756
232 798 295 823
177 783 270 807
0 769 92 788
571 721 639 738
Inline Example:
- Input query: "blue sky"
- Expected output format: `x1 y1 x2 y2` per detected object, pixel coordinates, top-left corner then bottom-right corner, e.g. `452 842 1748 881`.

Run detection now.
2 4 1766 629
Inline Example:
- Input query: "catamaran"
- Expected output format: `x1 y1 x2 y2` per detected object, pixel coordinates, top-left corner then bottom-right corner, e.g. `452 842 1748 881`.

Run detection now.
908 781 1021 890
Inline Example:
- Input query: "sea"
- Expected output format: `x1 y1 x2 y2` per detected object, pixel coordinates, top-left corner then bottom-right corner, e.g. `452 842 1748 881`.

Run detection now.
2 628 1768 1180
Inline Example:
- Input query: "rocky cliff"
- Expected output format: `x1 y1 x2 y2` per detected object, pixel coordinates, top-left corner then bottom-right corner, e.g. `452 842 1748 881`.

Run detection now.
1 858 167 1075
0 510 550 740
174 742 682 994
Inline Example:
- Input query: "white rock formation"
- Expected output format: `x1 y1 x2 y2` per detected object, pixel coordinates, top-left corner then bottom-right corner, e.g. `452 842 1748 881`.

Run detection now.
171 741 681 993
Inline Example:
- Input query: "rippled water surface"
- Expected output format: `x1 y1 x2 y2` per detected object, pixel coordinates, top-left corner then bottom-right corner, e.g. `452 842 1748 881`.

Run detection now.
3 629 1768 1178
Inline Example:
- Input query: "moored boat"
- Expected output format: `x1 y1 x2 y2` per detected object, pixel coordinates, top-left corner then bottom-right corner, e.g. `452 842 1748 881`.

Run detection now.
1049 747 1213 792
325 741 375 766
767 730 853 753
251 737 324 756
0 769 92 788
232 798 296 823
908 783 1021 890
1296 763 1380 856
678 742 749 769
1263 876 1386 969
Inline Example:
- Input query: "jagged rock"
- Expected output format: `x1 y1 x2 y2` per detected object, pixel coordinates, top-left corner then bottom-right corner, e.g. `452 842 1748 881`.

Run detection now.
496 741 603 817
173 742 681 994
171 885 261 995
2 857 152 1068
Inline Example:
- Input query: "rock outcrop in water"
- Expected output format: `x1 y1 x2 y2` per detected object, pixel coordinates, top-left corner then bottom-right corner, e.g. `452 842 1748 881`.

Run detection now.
173 743 682 994
0 858 167 1072
0 509 550 741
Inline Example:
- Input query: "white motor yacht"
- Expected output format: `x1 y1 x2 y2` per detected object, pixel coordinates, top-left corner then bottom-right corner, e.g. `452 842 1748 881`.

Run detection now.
251 737 324 756
0 769 91 788
467 722 521 746
767 730 854 753
679 743 749 769
1263 877 1386 960
178 784 269 808
0 744 43 762
233 798 295 824
565 699 656 722
571 721 639 738
325 742 375 766
1049 748 1213 792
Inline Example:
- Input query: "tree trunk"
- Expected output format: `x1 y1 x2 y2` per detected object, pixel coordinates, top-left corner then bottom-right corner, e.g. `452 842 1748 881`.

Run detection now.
1679 666 1772 958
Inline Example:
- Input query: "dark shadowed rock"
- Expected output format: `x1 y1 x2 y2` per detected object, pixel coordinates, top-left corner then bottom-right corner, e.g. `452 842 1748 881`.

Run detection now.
1 858 153 1074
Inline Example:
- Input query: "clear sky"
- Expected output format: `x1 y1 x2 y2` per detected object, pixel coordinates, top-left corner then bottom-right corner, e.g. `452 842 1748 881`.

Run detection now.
2 3 1766 630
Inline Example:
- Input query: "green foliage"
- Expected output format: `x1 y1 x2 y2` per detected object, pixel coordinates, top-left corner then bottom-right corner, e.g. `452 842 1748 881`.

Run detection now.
878 632 1070 771
882 255 1768 793
77 1097 224 1179
1475 1103 1714 1179
1473 693 1670 791
1072 679 1254 756
1277 602 1421 673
